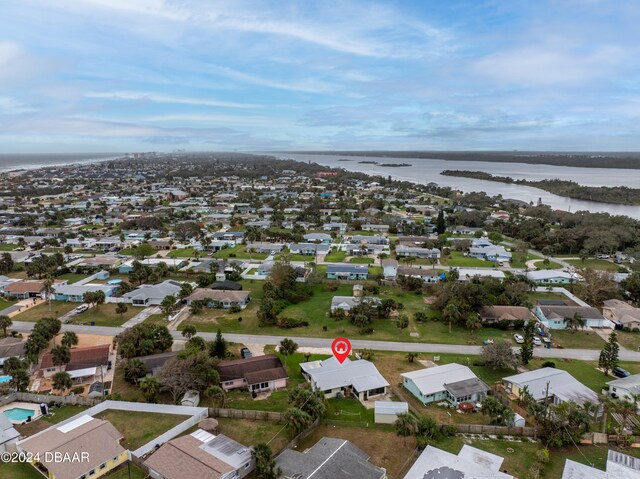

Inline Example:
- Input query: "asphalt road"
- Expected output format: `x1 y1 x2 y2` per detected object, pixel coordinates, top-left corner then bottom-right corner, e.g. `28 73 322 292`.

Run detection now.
12 321 640 362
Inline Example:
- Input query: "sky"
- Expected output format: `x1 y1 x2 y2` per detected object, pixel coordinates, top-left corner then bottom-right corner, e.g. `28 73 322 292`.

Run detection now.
1 0 640 153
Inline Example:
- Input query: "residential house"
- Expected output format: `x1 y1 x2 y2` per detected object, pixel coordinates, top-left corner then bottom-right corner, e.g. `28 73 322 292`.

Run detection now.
330 295 381 313
602 299 640 330
185 289 251 310
40 344 111 381
350 235 388 245
361 224 390 233
534 305 606 329
4 279 50 299
245 242 284 254
53 283 117 302
303 233 332 243
118 258 187 273
137 351 179 377
502 368 599 407
562 449 640 479
396 245 440 259
456 268 506 282
122 280 183 306
300 356 389 401
217 355 287 393
381 259 398 279
397 266 440 283
74 254 121 269
401 363 490 407
288 243 331 255
607 374 640 404
479 306 536 325
326 264 369 280
17 415 129 479
526 270 575 284
322 222 347 233
276 437 386 479
468 242 512 262
145 430 254 479
403 445 514 479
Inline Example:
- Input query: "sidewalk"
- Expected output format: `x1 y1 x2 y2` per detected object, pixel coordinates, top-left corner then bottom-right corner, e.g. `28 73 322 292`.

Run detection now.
121 306 160 328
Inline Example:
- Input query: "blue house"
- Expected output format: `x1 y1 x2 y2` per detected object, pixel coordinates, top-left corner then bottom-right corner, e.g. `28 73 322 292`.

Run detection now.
53 284 117 302
326 264 369 280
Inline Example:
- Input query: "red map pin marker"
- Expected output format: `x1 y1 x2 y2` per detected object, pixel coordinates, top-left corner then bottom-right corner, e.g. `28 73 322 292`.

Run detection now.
331 337 351 364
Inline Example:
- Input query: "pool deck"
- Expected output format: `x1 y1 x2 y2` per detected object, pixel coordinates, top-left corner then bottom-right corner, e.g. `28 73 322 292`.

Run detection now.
0 401 42 425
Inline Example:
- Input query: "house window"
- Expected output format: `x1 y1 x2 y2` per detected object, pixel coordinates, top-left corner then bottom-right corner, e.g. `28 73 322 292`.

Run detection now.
89 470 95 476
100 464 106 470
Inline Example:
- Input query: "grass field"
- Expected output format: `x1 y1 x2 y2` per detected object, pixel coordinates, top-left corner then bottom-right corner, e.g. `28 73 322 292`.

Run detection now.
615 330 640 350
349 256 374 264
530 259 564 270
68 302 139 327
56 273 89 283
550 329 604 349
441 251 492 267
0 297 16 312
217 417 290 454
566 258 620 271
324 249 346 262
167 247 198 258
105 464 147 479
0 463 42 479
0 243 19 251
212 245 268 260
95 410 188 450
14 301 78 321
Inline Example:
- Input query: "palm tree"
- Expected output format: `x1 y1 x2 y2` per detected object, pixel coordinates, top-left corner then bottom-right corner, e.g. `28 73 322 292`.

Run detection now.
406 352 419 363
563 313 584 334
205 385 226 408
53 371 72 394
0 315 12 337
61 331 78 348
394 412 417 445
139 376 160 403
43 276 55 311
51 345 71 372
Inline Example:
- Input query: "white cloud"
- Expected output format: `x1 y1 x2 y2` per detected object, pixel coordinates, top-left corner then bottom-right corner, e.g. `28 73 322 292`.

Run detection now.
211 66 335 94
85 91 259 108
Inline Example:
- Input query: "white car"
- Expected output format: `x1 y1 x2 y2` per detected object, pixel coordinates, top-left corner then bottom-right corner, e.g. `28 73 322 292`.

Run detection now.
533 337 543 347
513 333 524 344
74 304 89 314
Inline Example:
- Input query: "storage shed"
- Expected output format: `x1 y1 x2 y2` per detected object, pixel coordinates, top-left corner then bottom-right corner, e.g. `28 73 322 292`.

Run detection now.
374 401 408 424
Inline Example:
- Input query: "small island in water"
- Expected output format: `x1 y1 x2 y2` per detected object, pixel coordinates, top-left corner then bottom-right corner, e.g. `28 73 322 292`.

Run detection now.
380 162 412 167
441 169 640 206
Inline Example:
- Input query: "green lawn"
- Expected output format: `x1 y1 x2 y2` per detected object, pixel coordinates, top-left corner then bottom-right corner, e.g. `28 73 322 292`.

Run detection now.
275 253 316 262
530 259 564 270
616 330 640 350
326 397 374 423
57 273 89 284
42 405 89 424
0 243 19 251
212 245 268 260
0 462 42 479
217 417 290 454
105 464 147 479
549 330 604 349
167 247 198 258
14 301 78 322
545 445 640 478
68 302 139 327
0 297 16 312
441 251 492 267
349 256 374 264
324 250 346 262
566 258 620 271
94 410 189 450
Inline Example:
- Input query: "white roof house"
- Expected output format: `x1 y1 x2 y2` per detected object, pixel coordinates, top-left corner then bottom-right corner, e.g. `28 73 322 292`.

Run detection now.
401 363 490 406
456 268 506 281
526 270 577 283
403 445 514 479
300 357 389 401
562 450 640 479
502 368 598 407
607 374 640 403
122 280 183 306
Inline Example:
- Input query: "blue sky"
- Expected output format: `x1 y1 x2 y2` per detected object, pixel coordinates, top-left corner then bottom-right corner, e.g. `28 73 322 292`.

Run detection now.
1 0 640 152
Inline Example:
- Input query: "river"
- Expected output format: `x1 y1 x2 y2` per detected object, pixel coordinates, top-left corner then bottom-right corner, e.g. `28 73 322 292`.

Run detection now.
276 153 640 219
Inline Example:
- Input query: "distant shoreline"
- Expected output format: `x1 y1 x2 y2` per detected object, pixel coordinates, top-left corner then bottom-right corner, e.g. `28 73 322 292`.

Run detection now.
0 153 125 173
281 150 640 170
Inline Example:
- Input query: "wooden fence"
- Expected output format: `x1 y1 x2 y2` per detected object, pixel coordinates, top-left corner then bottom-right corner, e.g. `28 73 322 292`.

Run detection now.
208 407 285 422
455 424 539 437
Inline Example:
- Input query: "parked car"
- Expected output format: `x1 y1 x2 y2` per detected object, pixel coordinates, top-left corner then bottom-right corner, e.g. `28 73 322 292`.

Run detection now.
597 254 610 259
513 333 524 344
74 304 89 313
613 367 631 378
533 337 542 347
240 347 253 359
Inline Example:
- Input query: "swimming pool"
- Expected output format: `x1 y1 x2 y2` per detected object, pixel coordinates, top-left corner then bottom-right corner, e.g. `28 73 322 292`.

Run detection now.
3 407 36 422
0 375 11 383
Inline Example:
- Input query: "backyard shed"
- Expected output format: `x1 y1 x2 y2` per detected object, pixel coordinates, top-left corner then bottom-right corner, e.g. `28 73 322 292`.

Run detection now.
374 401 408 424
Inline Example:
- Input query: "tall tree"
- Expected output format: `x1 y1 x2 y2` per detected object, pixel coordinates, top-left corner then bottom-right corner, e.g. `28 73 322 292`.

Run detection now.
599 332 620 375
210 329 227 359
115 302 128 319
279 338 298 366
61 331 78 348
51 345 71 372
436 209 446 235
0 315 12 337
252 443 280 479
564 312 585 333
53 371 72 394
520 322 534 365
